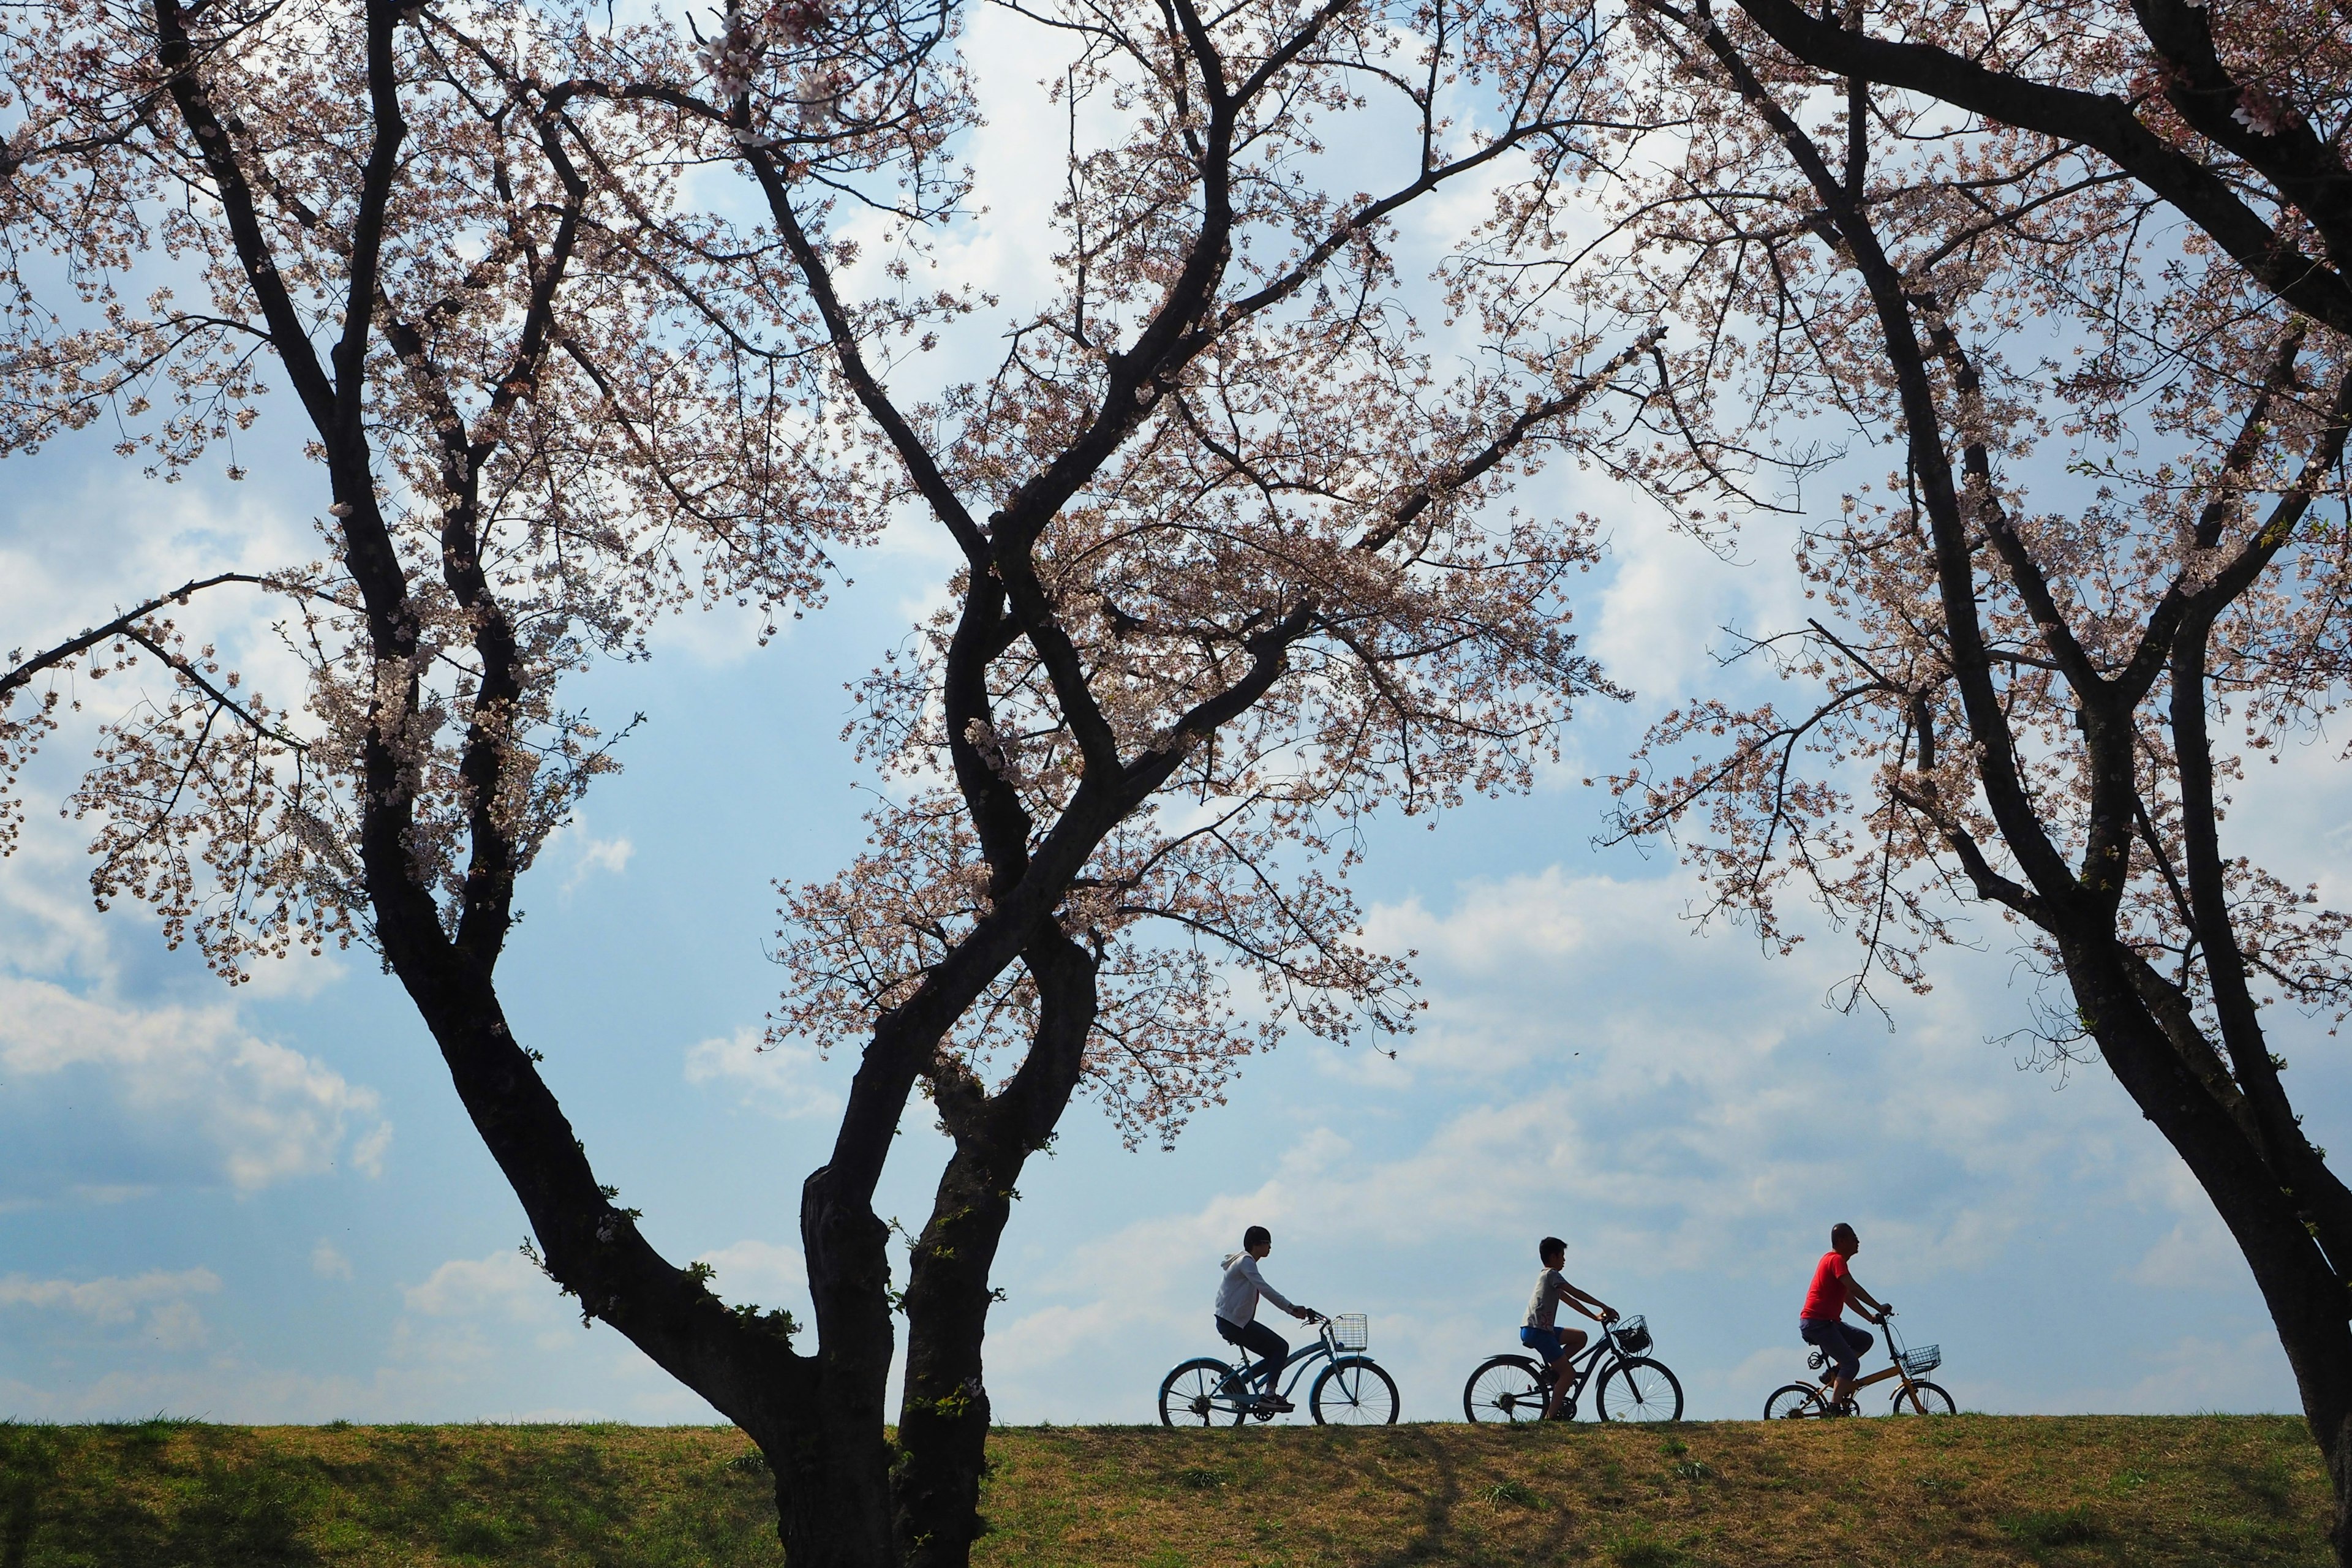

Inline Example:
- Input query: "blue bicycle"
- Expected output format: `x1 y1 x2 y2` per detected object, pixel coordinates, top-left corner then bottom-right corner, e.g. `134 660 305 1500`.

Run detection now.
1158 1313 1400 1425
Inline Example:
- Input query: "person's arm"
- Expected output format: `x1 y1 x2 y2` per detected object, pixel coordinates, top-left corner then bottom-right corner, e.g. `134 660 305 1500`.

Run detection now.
1248 1258 1311 1319
1558 1279 1618 1323
1846 1274 1887 1321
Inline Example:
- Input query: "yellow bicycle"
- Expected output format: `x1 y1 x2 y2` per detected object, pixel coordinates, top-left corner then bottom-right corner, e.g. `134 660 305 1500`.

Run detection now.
1763 1310 1953 1417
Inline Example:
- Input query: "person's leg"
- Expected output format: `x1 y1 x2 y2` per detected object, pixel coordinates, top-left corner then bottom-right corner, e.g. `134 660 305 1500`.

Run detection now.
1517 1328 1573 1418
1800 1319 1855 1408
1829 1322 1869 1408
1240 1320 1290 1400
1545 1327 1590 1417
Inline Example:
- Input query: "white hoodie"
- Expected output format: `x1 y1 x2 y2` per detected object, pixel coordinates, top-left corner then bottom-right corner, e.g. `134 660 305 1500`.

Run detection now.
1214 1251 1298 1326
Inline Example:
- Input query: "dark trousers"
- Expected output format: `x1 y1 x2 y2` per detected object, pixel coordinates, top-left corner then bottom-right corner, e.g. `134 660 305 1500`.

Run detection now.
1215 1315 1289 1393
1800 1317 1873 1381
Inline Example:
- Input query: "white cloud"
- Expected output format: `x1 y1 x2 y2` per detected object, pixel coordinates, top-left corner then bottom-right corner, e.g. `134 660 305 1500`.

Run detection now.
71 1184 155 1205
0 1266 222 1322
146 1299 211 1351
311 1241 354 1281
547 812 636 895
695 1238 810 1319
0 1266 221 1349
0 974 391 1193
684 1027 841 1120
402 1250 562 1322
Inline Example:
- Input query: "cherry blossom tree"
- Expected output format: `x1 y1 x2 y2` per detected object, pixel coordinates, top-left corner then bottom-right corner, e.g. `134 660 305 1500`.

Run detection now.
0 0 1662 1562
1582 0 2352 1553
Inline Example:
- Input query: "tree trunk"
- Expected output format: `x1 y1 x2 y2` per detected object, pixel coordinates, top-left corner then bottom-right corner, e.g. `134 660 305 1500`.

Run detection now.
892 935 1099 1568
764 1406 895 1568
370 878 908 1565
2062 937 2352 1564
786 1169 905 1567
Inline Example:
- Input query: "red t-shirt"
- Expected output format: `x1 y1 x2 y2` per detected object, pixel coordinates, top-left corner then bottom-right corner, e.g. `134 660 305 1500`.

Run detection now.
1801 1251 1850 1321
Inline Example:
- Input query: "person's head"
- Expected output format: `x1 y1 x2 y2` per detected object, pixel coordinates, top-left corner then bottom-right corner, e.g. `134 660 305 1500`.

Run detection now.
1244 1225 1272 1259
1538 1235 1566 1268
1830 1222 1858 1257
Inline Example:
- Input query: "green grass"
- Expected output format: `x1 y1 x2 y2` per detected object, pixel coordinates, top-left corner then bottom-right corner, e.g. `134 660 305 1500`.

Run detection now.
0 1415 2330 1565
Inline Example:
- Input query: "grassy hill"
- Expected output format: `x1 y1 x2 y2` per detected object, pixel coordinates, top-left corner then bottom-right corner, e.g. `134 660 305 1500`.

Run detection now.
0 1415 2329 1566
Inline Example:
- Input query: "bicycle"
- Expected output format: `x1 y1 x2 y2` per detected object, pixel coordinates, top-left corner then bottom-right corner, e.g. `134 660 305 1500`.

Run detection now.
1461 1313 1684 1423
1762 1308 1954 1417
1159 1312 1401 1426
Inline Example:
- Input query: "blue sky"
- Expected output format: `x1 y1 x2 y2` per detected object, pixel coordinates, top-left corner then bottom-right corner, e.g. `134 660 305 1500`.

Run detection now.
4 6 2347 1429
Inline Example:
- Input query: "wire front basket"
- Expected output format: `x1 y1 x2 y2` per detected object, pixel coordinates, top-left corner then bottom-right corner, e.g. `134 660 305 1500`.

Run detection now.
1613 1314 1651 1355
1330 1312 1369 1350
1898 1343 1942 1377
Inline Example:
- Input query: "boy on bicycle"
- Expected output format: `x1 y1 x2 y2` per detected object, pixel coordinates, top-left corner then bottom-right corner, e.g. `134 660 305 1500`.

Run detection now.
1800 1221 1890 1414
1215 1226 1319 1412
1523 1235 1618 1419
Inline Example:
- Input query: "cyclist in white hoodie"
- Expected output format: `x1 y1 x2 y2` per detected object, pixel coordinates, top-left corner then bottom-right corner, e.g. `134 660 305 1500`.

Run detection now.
1214 1225 1319 1411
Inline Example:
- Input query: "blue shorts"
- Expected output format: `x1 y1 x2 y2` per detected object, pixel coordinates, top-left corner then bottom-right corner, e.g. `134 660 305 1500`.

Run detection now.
1520 1325 1569 1362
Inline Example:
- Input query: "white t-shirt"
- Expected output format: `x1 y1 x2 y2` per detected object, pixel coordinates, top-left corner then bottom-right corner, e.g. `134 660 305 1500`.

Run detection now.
1525 1267 1569 1330
1215 1253 1298 1326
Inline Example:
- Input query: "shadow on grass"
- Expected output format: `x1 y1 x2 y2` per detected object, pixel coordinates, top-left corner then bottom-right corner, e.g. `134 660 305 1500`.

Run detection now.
1 1420 317 1567
0 1422 780 1568
1356 1428 1465 1567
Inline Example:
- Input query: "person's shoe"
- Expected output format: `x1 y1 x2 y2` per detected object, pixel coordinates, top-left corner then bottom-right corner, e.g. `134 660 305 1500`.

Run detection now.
1259 1395 1294 1413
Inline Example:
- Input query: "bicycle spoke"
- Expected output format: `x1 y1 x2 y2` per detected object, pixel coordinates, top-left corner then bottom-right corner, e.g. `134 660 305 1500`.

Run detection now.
1462 1357 1545 1423
1597 1357 1683 1423
1159 1358 1247 1427
1313 1357 1400 1425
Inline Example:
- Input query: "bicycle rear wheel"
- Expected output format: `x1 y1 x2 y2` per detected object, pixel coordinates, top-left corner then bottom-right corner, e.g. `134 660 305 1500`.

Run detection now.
1462 1355 1547 1423
1159 1357 1248 1427
1312 1356 1400 1425
1596 1356 1683 1422
1893 1380 1954 1415
1763 1382 1828 1419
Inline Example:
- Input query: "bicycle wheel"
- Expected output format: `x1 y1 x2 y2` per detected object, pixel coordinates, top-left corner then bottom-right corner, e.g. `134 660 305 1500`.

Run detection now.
1462 1355 1547 1423
1893 1380 1954 1415
1596 1357 1684 1423
1159 1358 1248 1427
1311 1356 1400 1425
1763 1382 1828 1419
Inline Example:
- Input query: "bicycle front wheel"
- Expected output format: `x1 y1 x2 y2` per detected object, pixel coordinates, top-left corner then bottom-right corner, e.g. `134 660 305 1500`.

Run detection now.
1311 1357 1400 1425
1596 1357 1684 1423
1763 1382 1828 1419
1462 1355 1547 1423
1893 1380 1954 1415
1159 1358 1247 1427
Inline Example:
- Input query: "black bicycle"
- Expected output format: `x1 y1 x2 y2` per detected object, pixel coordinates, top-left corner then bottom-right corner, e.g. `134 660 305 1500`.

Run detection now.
1159 1312 1401 1426
1462 1314 1683 1423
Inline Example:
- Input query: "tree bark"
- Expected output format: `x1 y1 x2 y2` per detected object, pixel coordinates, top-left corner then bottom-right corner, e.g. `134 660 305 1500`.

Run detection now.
2060 936 2352 1562
893 932 1100 1568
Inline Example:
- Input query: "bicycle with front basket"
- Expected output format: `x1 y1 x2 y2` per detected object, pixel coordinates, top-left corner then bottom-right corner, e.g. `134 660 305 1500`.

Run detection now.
1763 1307 1954 1417
1159 1312 1400 1426
1462 1313 1684 1423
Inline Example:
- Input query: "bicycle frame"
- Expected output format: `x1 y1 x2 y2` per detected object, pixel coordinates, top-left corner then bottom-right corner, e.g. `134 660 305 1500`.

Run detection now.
1541 1317 1642 1401
1817 1316 1928 1402
1218 1317 1349 1403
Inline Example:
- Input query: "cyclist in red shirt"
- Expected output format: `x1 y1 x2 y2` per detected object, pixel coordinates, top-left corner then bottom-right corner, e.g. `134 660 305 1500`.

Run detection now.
1799 1222 1888 1414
